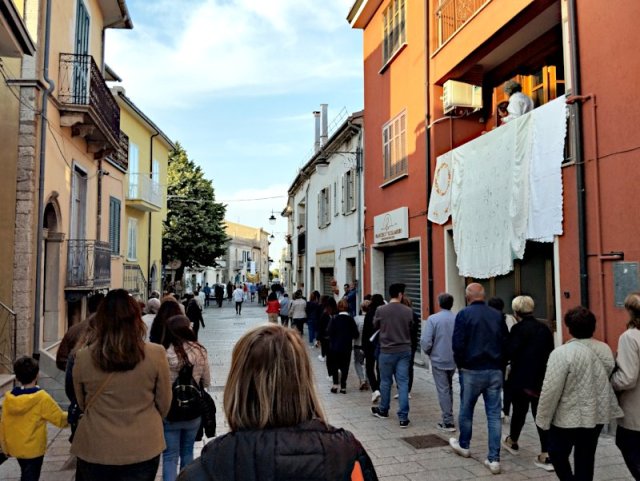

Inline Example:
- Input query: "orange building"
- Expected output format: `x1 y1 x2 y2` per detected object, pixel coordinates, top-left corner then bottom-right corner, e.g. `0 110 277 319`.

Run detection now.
350 0 640 348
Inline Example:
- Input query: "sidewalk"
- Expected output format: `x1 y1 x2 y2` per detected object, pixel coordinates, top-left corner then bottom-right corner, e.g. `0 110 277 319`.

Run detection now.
0 300 632 480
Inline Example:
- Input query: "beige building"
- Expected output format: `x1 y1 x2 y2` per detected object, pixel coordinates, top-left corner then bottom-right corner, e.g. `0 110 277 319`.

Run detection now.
223 221 270 285
6 0 131 367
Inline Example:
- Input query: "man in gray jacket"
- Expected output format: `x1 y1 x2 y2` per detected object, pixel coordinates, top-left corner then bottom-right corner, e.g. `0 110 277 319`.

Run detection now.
371 283 414 428
421 293 456 432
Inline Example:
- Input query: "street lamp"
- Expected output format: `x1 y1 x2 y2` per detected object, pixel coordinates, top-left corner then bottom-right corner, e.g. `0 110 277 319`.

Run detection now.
268 210 277 225
270 233 275 240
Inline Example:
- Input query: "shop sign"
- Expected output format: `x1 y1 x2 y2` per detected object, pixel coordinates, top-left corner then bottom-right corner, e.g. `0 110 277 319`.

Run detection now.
316 250 335 268
374 207 409 243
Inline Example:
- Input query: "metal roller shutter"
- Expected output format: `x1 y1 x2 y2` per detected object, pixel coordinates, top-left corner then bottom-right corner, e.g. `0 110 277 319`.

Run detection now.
383 243 422 316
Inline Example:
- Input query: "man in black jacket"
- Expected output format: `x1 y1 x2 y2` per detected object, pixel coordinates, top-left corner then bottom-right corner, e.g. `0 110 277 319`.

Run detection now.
502 295 555 472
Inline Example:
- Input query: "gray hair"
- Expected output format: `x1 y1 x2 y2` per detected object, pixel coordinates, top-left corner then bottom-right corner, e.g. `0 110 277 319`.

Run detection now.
511 295 534 316
504 80 522 96
146 297 161 314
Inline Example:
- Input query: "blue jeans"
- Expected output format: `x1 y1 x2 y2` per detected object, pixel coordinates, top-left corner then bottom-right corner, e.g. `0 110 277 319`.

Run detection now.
378 351 411 421
458 368 503 462
307 318 316 344
162 417 200 481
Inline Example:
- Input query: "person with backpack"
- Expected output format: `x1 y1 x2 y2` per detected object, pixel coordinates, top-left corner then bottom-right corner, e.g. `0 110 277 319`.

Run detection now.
163 315 211 481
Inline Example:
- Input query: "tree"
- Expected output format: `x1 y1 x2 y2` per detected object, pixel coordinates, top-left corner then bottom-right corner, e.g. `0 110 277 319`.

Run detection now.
163 142 228 281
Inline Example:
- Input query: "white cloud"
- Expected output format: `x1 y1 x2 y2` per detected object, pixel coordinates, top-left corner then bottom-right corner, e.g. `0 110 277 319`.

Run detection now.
106 0 361 107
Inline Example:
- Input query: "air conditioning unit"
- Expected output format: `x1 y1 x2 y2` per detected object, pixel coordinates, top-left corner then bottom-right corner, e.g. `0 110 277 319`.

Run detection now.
442 80 483 115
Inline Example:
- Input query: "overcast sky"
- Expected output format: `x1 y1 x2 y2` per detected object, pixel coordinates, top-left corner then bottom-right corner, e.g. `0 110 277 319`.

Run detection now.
106 0 364 263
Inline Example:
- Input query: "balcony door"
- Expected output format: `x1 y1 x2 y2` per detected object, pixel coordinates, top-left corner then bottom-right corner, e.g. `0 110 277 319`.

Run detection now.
74 0 90 103
70 165 87 240
128 141 139 198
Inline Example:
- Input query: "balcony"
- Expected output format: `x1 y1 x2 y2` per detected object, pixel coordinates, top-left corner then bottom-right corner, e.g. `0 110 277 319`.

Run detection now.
66 240 111 289
106 130 129 172
436 0 491 47
124 263 147 300
58 53 121 156
126 173 162 212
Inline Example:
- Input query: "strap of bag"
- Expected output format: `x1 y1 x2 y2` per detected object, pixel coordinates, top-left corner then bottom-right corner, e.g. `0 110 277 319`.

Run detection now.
84 372 114 413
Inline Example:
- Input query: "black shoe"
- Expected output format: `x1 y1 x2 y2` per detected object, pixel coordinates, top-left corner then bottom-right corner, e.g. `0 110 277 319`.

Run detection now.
330 387 338 394
371 407 389 419
399 420 410 428
340 388 346 394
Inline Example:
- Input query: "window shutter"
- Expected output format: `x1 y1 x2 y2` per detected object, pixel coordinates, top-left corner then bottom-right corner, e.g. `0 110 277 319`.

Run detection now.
317 192 321 228
326 186 331 226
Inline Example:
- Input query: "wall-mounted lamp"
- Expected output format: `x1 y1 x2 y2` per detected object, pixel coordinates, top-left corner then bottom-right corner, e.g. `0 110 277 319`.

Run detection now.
315 160 329 175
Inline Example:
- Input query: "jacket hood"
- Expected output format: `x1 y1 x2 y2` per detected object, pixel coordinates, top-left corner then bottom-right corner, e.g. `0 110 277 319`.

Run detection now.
4 387 44 416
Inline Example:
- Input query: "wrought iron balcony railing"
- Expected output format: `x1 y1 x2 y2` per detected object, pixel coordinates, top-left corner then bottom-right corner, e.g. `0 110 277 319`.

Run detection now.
124 263 147 300
126 173 163 210
107 130 129 172
58 53 120 147
436 0 490 47
66 240 111 289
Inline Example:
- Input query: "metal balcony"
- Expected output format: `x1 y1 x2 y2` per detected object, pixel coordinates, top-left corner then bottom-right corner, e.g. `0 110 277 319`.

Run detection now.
124 263 147 300
106 130 129 172
436 0 491 47
66 240 111 289
126 173 162 212
58 53 121 156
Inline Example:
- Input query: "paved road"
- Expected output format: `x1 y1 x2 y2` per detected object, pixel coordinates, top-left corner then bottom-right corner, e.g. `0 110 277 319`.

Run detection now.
1 300 632 480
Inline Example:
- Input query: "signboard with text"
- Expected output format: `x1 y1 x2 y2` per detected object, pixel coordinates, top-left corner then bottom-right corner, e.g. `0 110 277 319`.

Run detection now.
374 207 409 243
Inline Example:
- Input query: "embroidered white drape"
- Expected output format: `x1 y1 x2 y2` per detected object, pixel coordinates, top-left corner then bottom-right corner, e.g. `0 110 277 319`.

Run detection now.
429 96 567 278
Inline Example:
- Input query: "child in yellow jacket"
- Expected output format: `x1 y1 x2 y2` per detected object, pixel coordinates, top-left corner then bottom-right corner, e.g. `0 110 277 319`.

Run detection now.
0 356 68 480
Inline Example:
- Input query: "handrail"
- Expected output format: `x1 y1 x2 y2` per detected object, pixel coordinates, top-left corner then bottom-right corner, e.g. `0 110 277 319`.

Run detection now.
436 0 490 47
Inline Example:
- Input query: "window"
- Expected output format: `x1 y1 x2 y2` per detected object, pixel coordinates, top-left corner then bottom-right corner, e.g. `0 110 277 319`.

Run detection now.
383 0 406 64
127 218 138 260
342 169 357 213
383 111 408 181
128 141 139 198
70 165 87 239
317 186 331 228
333 181 339 216
108 197 121 255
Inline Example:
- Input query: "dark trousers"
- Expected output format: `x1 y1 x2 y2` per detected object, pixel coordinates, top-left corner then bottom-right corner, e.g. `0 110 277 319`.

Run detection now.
509 389 548 452
548 424 603 481
364 348 380 392
77 456 160 481
280 315 289 327
502 375 512 416
328 349 352 389
616 425 640 480
235 301 242 314
204 297 210 307
292 318 305 336
17 456 43 481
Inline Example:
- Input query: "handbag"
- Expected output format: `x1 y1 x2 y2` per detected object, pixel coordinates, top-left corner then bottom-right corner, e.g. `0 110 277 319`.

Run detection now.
196 382 216 441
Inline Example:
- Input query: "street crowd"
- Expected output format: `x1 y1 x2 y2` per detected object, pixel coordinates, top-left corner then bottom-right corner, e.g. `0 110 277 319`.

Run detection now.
0 281 639 481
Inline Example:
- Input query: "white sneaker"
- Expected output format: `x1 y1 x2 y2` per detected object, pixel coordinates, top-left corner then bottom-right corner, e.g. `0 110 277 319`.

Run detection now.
318 355 325 362
371 390 381 403
484 459 501 475
393 393 411 399
449 438 470 458
533 454 555 472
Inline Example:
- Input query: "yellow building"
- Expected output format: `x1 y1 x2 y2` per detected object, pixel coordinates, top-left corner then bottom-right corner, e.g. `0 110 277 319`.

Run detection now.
0 0 36 374
8 0 132 364
112 87 173 299
223 221 270 285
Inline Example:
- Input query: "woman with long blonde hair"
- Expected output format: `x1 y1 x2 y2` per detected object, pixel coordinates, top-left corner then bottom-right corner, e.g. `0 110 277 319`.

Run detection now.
178 324 378 481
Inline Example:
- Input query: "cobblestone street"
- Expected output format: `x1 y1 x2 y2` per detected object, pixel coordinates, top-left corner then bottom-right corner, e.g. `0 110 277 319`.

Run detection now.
1 301 633 480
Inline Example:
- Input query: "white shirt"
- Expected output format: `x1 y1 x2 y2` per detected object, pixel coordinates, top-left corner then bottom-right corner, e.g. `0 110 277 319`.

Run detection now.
232 288 244 302
502 92 534 123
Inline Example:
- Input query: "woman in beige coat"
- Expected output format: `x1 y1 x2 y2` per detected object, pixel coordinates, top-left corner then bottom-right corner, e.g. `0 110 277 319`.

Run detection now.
72 289 172 480
611 293 640 479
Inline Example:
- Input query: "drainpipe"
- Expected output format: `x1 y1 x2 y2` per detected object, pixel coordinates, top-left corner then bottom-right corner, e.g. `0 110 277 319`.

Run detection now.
567 0 589 308
304 183 310 296
353 128 364 310
424 0 434 317
96 159 102 240
148 132 159 296
33 0 54 358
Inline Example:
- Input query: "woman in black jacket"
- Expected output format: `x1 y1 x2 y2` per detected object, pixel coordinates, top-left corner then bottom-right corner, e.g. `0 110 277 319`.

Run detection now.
317 296 338 374
362 294 385 403
502 295 555 472
177 324 378 481
327 299 359 394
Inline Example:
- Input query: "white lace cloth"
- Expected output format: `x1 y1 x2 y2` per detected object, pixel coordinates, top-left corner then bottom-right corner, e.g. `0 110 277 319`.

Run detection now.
527 96 567 242
451 114 531 278
427 152 453 224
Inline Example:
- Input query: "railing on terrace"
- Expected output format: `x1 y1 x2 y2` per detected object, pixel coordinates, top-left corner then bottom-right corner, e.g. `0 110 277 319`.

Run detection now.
436 0 491 47
124 264 147 300
127 173 163 208
107 130 129 172
66 240 111 289
0 301 16 373
58 53 120 144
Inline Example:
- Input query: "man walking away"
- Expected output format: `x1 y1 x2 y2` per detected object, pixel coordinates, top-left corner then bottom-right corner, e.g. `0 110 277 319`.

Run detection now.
226 281 233 303
422 293 457 432
371 283 413 428
203 283 211 308
450 283 508 475
232 285 244 315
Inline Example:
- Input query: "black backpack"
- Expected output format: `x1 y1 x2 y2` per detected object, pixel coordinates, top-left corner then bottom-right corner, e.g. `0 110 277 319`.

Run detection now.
166 362 202 422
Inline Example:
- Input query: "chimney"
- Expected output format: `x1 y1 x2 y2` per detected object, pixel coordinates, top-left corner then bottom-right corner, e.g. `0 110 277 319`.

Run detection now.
313 111 321 152
320 104 328 146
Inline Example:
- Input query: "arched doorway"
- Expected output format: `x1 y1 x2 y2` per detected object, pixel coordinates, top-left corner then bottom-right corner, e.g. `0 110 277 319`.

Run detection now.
43 200 64 344
149 263 158 295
